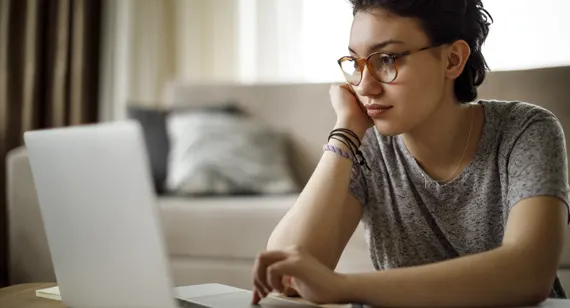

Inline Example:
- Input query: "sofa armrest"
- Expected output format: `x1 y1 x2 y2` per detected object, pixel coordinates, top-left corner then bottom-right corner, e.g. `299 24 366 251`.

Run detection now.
7 146 55 284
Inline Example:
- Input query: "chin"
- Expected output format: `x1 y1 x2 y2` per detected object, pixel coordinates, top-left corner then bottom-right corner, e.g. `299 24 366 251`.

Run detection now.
372 121 405 137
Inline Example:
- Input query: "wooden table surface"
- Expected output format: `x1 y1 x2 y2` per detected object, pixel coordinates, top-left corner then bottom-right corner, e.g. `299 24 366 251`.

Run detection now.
0 283 64 308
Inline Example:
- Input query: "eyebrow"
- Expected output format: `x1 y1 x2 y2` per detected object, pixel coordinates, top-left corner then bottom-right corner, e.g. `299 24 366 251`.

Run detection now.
348 39 406 56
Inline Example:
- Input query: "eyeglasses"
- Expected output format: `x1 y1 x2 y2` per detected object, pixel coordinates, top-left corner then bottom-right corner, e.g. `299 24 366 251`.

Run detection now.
337 45 440 86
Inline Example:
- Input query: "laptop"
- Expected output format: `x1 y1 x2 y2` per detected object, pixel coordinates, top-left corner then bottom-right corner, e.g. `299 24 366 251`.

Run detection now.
23 120 316 308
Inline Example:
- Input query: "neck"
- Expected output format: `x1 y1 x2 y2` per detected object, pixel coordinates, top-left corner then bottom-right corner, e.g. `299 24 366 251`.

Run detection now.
401 97 475 181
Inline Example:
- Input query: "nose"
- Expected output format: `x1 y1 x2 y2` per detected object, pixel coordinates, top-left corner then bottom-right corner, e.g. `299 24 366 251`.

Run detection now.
355 66 383 98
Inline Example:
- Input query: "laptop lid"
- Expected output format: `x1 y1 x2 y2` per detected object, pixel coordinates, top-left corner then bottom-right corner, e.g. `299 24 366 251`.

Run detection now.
24 121 178 308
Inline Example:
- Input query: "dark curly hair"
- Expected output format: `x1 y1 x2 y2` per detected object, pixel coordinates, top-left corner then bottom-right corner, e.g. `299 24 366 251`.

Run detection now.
348 0 493 103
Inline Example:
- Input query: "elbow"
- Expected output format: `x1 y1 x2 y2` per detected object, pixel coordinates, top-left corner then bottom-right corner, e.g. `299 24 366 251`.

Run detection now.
515 269 555 306
523 287 550 306
518 287 550 307
500 245 560 306
530 276 554 304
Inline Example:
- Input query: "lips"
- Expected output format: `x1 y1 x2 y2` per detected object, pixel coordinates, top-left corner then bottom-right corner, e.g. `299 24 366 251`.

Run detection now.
366 104 393 118
366 104 392 110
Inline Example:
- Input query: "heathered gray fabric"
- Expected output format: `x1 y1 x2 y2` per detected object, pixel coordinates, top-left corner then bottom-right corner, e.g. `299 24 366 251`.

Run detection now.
349 100 570 298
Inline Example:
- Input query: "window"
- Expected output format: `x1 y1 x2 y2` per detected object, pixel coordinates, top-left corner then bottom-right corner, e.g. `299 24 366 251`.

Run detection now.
273 0 570 82
482 0 570 71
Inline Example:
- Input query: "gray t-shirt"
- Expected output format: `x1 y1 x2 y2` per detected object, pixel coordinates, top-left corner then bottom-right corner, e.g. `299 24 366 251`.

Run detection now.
350 100 570 298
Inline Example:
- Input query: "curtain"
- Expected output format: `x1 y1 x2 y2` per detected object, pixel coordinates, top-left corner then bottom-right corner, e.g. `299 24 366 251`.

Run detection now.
99 0 241 120
100 0 311 118
0 0 102 287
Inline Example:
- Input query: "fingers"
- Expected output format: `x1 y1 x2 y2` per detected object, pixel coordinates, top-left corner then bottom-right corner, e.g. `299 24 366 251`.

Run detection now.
254 278 268 297
339 83 356 94
252 247 308 304
253 276 270 305
252 250 290 300
266 256 303 296
251 288 261 305
282 286 300 297
280 275 299 297
337 84 365 111
282 275 292 289
267 257 299 279
255 250 289 291
267 265 286 293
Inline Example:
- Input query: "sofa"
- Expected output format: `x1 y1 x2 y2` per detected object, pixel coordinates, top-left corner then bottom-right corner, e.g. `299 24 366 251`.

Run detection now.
7 66 570 291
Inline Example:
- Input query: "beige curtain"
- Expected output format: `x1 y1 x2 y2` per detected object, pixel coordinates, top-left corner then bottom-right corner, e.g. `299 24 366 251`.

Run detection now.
99 0 241 117
100 0 307 117
0 0 102 287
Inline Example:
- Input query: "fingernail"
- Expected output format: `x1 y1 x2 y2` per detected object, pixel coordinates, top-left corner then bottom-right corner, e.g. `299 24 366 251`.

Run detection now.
252 290 260 304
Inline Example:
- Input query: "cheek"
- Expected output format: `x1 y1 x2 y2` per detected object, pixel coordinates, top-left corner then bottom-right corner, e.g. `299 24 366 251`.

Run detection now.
390 64 446 106
370 59 447 133
376 76 444 133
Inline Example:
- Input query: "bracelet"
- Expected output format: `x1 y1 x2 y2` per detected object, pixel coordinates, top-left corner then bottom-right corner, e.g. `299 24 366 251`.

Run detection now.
326 128 371 171
330 128 362 147
329 136 357 158
329 132 359 156
323 144 355 162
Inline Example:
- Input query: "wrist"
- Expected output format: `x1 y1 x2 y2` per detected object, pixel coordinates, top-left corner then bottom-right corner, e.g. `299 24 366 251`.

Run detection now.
327 124 371 171
326 139 353 157
333 121 367 141
336 273 360 304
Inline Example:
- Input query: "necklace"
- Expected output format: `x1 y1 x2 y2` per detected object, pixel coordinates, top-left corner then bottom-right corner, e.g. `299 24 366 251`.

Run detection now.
438 104 475 183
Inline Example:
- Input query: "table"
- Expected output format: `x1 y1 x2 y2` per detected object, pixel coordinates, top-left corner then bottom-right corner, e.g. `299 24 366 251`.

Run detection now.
0 283 350 308
5 283 570 307
0 283 63 308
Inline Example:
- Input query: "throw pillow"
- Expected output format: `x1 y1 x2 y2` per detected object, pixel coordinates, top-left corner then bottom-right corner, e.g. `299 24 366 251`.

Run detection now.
165 111 298 195
127 103 243 193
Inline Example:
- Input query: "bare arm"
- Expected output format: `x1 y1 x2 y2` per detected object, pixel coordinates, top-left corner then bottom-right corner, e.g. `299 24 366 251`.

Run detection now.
266 84 371 271
251 84 373 303
342 196 568 307
267 135 364 270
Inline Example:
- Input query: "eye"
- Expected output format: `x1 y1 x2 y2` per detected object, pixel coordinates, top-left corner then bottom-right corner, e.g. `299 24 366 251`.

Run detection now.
379 54 396 65
370 54 396 68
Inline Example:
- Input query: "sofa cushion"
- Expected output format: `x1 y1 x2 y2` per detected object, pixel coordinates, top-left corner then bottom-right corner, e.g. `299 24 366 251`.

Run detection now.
158 195 296 259
157 194 373 273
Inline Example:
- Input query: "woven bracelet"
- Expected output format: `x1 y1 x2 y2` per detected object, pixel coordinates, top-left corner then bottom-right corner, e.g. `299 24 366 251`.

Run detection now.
323 144 355 163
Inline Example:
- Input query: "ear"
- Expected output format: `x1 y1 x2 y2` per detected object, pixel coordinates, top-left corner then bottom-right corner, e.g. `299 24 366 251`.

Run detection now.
445 40 471 80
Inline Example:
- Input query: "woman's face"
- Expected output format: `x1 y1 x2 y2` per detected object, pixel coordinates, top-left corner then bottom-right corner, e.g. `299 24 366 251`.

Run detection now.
347 9 452 136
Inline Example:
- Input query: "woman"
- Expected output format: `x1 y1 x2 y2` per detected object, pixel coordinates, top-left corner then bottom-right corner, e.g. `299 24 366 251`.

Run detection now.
252 0 569 307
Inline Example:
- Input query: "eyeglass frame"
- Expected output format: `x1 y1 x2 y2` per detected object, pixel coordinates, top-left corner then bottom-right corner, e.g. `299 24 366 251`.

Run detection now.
337 44 442 86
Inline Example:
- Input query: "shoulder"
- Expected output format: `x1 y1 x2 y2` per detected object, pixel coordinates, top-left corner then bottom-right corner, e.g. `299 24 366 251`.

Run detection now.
481 100 565 149
482 99 560 124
